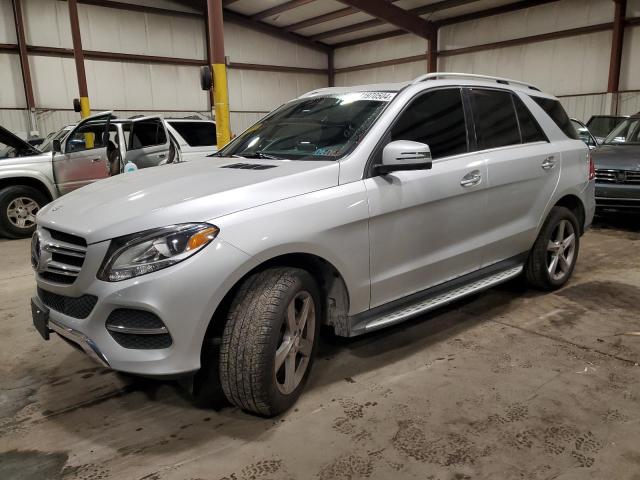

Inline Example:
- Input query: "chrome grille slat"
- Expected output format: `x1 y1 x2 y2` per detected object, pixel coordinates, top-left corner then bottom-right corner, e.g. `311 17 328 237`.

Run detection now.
44 241 87 254
47 261 82 273
44 245 86 258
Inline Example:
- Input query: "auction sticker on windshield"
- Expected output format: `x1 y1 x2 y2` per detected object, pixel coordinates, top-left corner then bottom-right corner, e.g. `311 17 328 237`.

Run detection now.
336 92 397 102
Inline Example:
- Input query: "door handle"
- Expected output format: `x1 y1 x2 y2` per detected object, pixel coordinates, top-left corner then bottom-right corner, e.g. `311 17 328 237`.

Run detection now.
158 154 167 159
91 158 101 162
541 156 556 170
460 170 482 187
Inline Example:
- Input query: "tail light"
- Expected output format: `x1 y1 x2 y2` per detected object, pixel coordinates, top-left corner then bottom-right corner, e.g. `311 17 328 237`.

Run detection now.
588 152 595 180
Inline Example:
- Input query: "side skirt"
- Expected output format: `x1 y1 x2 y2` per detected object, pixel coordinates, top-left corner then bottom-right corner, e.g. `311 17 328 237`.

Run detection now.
348 256 526 337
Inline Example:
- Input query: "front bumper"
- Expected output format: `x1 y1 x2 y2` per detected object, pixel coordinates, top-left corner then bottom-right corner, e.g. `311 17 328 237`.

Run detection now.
34 237 250 376
595 182 640 211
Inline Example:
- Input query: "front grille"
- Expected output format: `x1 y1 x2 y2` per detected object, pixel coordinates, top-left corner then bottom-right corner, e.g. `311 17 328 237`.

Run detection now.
105 309 172 350
37 288 98 319
34 228 87 285
595 169 640 184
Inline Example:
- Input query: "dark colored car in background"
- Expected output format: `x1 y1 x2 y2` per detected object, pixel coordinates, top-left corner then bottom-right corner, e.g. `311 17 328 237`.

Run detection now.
592 113 640 213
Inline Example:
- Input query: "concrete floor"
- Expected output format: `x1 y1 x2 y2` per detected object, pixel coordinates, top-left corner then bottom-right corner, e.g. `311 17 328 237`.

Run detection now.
1 217 639 480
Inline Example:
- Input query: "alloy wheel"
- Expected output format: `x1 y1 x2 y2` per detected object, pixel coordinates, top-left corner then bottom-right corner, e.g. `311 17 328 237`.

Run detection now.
6 197 39 229
546 219 576 282
275 290 315 395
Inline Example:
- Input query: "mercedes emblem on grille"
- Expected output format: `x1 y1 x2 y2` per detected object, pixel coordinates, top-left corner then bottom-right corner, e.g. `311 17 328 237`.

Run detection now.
30 232 41 271
616 171 627 183
30 231 51 273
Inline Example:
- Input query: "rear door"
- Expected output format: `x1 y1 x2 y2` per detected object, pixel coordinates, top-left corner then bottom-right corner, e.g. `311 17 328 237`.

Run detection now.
124 117 170 168
469 88 560 267
53 111 113 194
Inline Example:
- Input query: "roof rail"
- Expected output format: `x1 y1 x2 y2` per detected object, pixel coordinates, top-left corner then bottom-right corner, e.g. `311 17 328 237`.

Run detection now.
412 72 541 91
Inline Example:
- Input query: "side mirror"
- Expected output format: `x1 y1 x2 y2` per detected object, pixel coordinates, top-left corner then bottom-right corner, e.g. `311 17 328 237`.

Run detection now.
376 140 432 175
52 139 62 153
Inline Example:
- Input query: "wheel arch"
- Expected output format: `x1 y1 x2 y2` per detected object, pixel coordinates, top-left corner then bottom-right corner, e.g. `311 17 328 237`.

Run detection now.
553 194 586 235
203 251 352 343
0 175 56 202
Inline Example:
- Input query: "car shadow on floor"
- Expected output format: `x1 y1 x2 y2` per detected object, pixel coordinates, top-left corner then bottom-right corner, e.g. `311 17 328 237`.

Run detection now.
32 277 545 454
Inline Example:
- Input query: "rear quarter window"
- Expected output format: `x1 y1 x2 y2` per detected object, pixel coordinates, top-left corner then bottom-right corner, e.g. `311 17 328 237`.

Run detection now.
530 96 578 140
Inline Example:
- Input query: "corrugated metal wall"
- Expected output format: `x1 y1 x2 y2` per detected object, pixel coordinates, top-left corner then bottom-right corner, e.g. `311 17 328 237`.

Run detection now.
0 0 328 137
335 0 640 122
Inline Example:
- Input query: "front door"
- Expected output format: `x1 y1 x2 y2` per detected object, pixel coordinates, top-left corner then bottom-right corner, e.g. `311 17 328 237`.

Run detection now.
53 111 114 195
365 88 488 308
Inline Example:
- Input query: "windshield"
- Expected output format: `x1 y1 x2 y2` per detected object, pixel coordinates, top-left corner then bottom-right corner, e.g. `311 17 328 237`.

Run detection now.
587 116 626 139
603 117 640 145
39 127 71 153
218 92 394 160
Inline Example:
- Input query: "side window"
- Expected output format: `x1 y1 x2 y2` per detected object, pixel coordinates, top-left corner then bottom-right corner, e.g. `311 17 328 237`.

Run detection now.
390 88 468 159
129 120 167 150
513 96 547 143
66 121 108 153
469 89 520 150
169 121 217 147
530 96 579 139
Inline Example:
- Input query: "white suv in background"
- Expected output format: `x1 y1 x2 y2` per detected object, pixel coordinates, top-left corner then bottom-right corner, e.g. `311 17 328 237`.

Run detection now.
165 118 218 161
31 73 595 417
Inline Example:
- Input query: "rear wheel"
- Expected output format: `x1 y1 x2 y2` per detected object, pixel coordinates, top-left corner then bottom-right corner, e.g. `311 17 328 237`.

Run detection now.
525 206 580 290
0 186 48 239
218 268 320 416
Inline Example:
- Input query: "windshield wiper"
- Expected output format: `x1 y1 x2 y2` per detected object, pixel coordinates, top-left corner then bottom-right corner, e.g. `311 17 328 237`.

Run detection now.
241 151 282 160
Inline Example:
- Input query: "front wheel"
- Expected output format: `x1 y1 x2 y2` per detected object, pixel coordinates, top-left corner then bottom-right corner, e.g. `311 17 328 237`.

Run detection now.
524 206 580 290
219 268 321 416
0 186 48 239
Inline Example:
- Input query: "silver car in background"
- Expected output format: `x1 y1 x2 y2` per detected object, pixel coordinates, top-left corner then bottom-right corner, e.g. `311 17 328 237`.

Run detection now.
31 73 595 416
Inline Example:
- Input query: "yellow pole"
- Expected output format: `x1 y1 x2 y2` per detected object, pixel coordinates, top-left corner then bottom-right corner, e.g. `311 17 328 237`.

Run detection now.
207 0 231 150
79 96 91 119
212 63 230 148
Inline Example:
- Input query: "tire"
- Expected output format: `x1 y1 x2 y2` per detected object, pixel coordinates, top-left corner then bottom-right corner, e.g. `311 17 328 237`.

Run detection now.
0 185 49 239
524 206 580 291
219 267 321 416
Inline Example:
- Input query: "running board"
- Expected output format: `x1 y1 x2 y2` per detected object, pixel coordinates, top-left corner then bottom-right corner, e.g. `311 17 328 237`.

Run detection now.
350 265 523 336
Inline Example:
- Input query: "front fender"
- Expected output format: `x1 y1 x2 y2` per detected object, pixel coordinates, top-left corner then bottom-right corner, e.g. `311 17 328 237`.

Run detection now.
0 168 58 200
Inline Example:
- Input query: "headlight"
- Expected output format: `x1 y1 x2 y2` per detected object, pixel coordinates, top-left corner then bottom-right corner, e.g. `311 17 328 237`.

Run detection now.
98 223 219 282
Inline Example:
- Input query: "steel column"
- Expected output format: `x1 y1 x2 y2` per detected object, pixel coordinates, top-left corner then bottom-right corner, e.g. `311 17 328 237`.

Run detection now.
207 0 231 148
607 0 626 93
328 49 335 87
11 0 38 136
68 0 90 119
427 31 438 73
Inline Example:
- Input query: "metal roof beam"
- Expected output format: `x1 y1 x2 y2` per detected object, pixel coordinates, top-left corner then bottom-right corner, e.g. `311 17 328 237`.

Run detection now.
334 0 433 38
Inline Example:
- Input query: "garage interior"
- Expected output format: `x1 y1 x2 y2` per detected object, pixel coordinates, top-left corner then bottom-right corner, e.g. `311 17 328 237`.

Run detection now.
1 0 640 479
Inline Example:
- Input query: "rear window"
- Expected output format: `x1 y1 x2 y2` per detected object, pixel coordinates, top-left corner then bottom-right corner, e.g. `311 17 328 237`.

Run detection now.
514 96 547 143
531 96 578 139
169 121 216 147
129 120 167 149
469 89 520 150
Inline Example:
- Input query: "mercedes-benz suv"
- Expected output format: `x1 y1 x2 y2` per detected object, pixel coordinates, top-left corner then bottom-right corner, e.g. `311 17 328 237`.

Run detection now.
30 73 595 416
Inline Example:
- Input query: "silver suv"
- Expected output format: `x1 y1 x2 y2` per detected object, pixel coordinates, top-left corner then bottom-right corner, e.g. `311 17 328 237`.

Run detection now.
31 73 595 416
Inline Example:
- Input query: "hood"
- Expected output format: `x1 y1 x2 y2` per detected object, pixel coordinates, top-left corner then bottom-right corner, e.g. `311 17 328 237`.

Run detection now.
591 144 640 171
38 157 339 243
0 125 41 157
